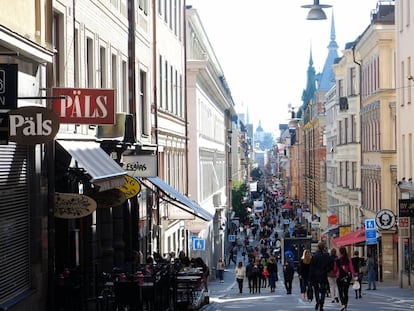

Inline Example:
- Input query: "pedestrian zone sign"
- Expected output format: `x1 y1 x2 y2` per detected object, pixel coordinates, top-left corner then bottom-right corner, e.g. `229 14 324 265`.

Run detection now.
193 239 205 251
365 219 377 245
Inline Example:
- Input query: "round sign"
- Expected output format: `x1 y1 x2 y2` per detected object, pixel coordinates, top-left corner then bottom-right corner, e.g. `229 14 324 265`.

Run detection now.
117 175 141 199
375 209 396 230
54 192 97 219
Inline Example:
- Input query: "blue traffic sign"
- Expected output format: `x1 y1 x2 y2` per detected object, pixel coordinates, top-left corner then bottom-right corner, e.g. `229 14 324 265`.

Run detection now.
365 218 377 245
365 219 376 229
193 239 205 251
228 235 236 242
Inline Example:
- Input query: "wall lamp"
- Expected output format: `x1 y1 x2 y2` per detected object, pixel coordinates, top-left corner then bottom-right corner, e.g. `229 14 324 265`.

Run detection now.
301 0 332 20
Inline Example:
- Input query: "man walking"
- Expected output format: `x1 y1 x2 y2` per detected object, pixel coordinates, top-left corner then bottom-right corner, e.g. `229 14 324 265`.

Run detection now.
309 241 332 311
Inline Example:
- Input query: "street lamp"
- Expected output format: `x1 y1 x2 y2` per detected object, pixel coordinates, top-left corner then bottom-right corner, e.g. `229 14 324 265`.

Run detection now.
301 0 332 20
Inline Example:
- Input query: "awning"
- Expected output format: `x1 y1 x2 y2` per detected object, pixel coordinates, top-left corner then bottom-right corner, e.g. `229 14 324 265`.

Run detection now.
140 177 213 221
57 140 127 192
332 228 366 247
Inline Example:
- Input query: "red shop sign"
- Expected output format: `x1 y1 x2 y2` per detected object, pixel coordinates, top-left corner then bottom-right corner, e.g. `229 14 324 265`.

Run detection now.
52 88 115 125
328 214 338 225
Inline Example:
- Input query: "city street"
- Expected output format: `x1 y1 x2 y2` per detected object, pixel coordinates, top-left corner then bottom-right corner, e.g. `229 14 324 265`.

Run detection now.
201 257 414 311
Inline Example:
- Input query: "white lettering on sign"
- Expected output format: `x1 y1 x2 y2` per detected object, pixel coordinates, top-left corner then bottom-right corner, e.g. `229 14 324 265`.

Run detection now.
8 106 60 145
9 113 53 136
60 90 108 119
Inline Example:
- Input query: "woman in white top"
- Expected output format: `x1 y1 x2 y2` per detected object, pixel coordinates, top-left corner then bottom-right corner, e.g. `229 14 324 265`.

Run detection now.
235 261 246 293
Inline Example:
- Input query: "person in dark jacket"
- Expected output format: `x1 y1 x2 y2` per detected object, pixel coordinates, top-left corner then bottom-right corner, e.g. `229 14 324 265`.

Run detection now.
245 258 254 293
267 256 278 293
309 241 332 311
283 260 295 294
298 249 312 300
351 250 364 299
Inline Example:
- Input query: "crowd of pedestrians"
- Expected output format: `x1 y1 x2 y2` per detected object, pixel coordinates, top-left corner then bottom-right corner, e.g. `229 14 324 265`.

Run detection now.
211 187 378 311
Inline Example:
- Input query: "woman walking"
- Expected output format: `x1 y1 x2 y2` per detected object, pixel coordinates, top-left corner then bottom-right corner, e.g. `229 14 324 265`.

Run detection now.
267 256 278 293
298 249 312 300
327 248 339 303
217 257 225 283
335 246 357 311
351 250 364 298
235 261 246 293
283 260 295 295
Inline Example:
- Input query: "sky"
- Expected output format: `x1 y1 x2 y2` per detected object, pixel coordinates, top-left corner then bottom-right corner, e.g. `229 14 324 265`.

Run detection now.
187 0 381 137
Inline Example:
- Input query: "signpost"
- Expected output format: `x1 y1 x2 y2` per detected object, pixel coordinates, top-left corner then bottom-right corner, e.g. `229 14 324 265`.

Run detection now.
193 239 205 251
365 219 377 245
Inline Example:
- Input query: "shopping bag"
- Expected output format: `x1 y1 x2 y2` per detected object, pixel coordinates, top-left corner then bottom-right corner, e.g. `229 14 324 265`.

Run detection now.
352 281 360 290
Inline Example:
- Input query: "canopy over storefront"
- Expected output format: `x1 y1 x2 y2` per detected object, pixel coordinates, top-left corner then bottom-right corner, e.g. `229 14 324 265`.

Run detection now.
332 228 366 247
140 177 213 222
56 139 127 192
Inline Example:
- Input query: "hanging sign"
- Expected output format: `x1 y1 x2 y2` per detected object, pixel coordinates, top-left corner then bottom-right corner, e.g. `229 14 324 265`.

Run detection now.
117 175 141 199
8 106 60 144
54 192 97 219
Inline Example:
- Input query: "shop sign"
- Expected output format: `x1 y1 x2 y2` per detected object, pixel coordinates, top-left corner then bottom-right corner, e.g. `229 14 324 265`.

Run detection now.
52 88 115 125
90 188 126 208
0 63 18 110
328 214 338 225
54 192 97 219
8 106 60 144
117 175 141 199
399 199 414 217
375 209 396 230
122 154 157 177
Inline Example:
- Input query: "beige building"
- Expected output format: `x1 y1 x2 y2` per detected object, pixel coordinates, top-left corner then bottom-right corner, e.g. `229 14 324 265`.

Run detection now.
396 0 414 287
354 4 397 281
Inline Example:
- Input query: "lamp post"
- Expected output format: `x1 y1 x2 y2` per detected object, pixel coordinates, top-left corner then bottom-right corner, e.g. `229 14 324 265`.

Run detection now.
301 0 332 20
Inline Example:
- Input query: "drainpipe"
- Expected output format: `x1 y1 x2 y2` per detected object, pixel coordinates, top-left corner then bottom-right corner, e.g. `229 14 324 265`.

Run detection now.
151 0 159 254
46 0 55 310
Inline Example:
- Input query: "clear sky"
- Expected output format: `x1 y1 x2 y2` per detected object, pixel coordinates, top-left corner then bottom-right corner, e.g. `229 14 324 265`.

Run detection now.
187 0 380 137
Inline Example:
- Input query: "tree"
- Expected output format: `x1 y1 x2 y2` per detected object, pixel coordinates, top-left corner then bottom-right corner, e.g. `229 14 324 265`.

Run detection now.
232 181 249 223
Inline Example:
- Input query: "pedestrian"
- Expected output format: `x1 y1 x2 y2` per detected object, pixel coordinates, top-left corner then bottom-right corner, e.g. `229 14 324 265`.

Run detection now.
267 256 278 293
262 265 269 288
251 258 263 293
327 248 339 304
217 257 225 283
245 258 254 293
366 253 377 290
260 257 268 287
351 250 365 299
283 260 294 295
309 241 332 311
297 249 312 301
335 246 357 311
235 261 246 293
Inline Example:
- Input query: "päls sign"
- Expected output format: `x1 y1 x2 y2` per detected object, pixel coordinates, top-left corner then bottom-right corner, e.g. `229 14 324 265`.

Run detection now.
8 106 60 144
52 88 115 125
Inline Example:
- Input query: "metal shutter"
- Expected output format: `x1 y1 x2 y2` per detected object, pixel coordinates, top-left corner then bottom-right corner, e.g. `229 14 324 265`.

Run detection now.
0 143 30 304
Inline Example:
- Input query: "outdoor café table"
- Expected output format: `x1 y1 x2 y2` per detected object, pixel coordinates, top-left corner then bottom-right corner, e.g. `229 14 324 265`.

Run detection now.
175 274 203 307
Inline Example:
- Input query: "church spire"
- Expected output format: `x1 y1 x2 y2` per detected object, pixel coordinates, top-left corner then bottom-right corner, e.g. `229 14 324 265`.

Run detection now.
317 10 339 91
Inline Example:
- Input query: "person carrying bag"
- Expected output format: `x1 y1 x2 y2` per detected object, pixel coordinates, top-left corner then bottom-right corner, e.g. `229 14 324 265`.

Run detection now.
335 246 357 311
